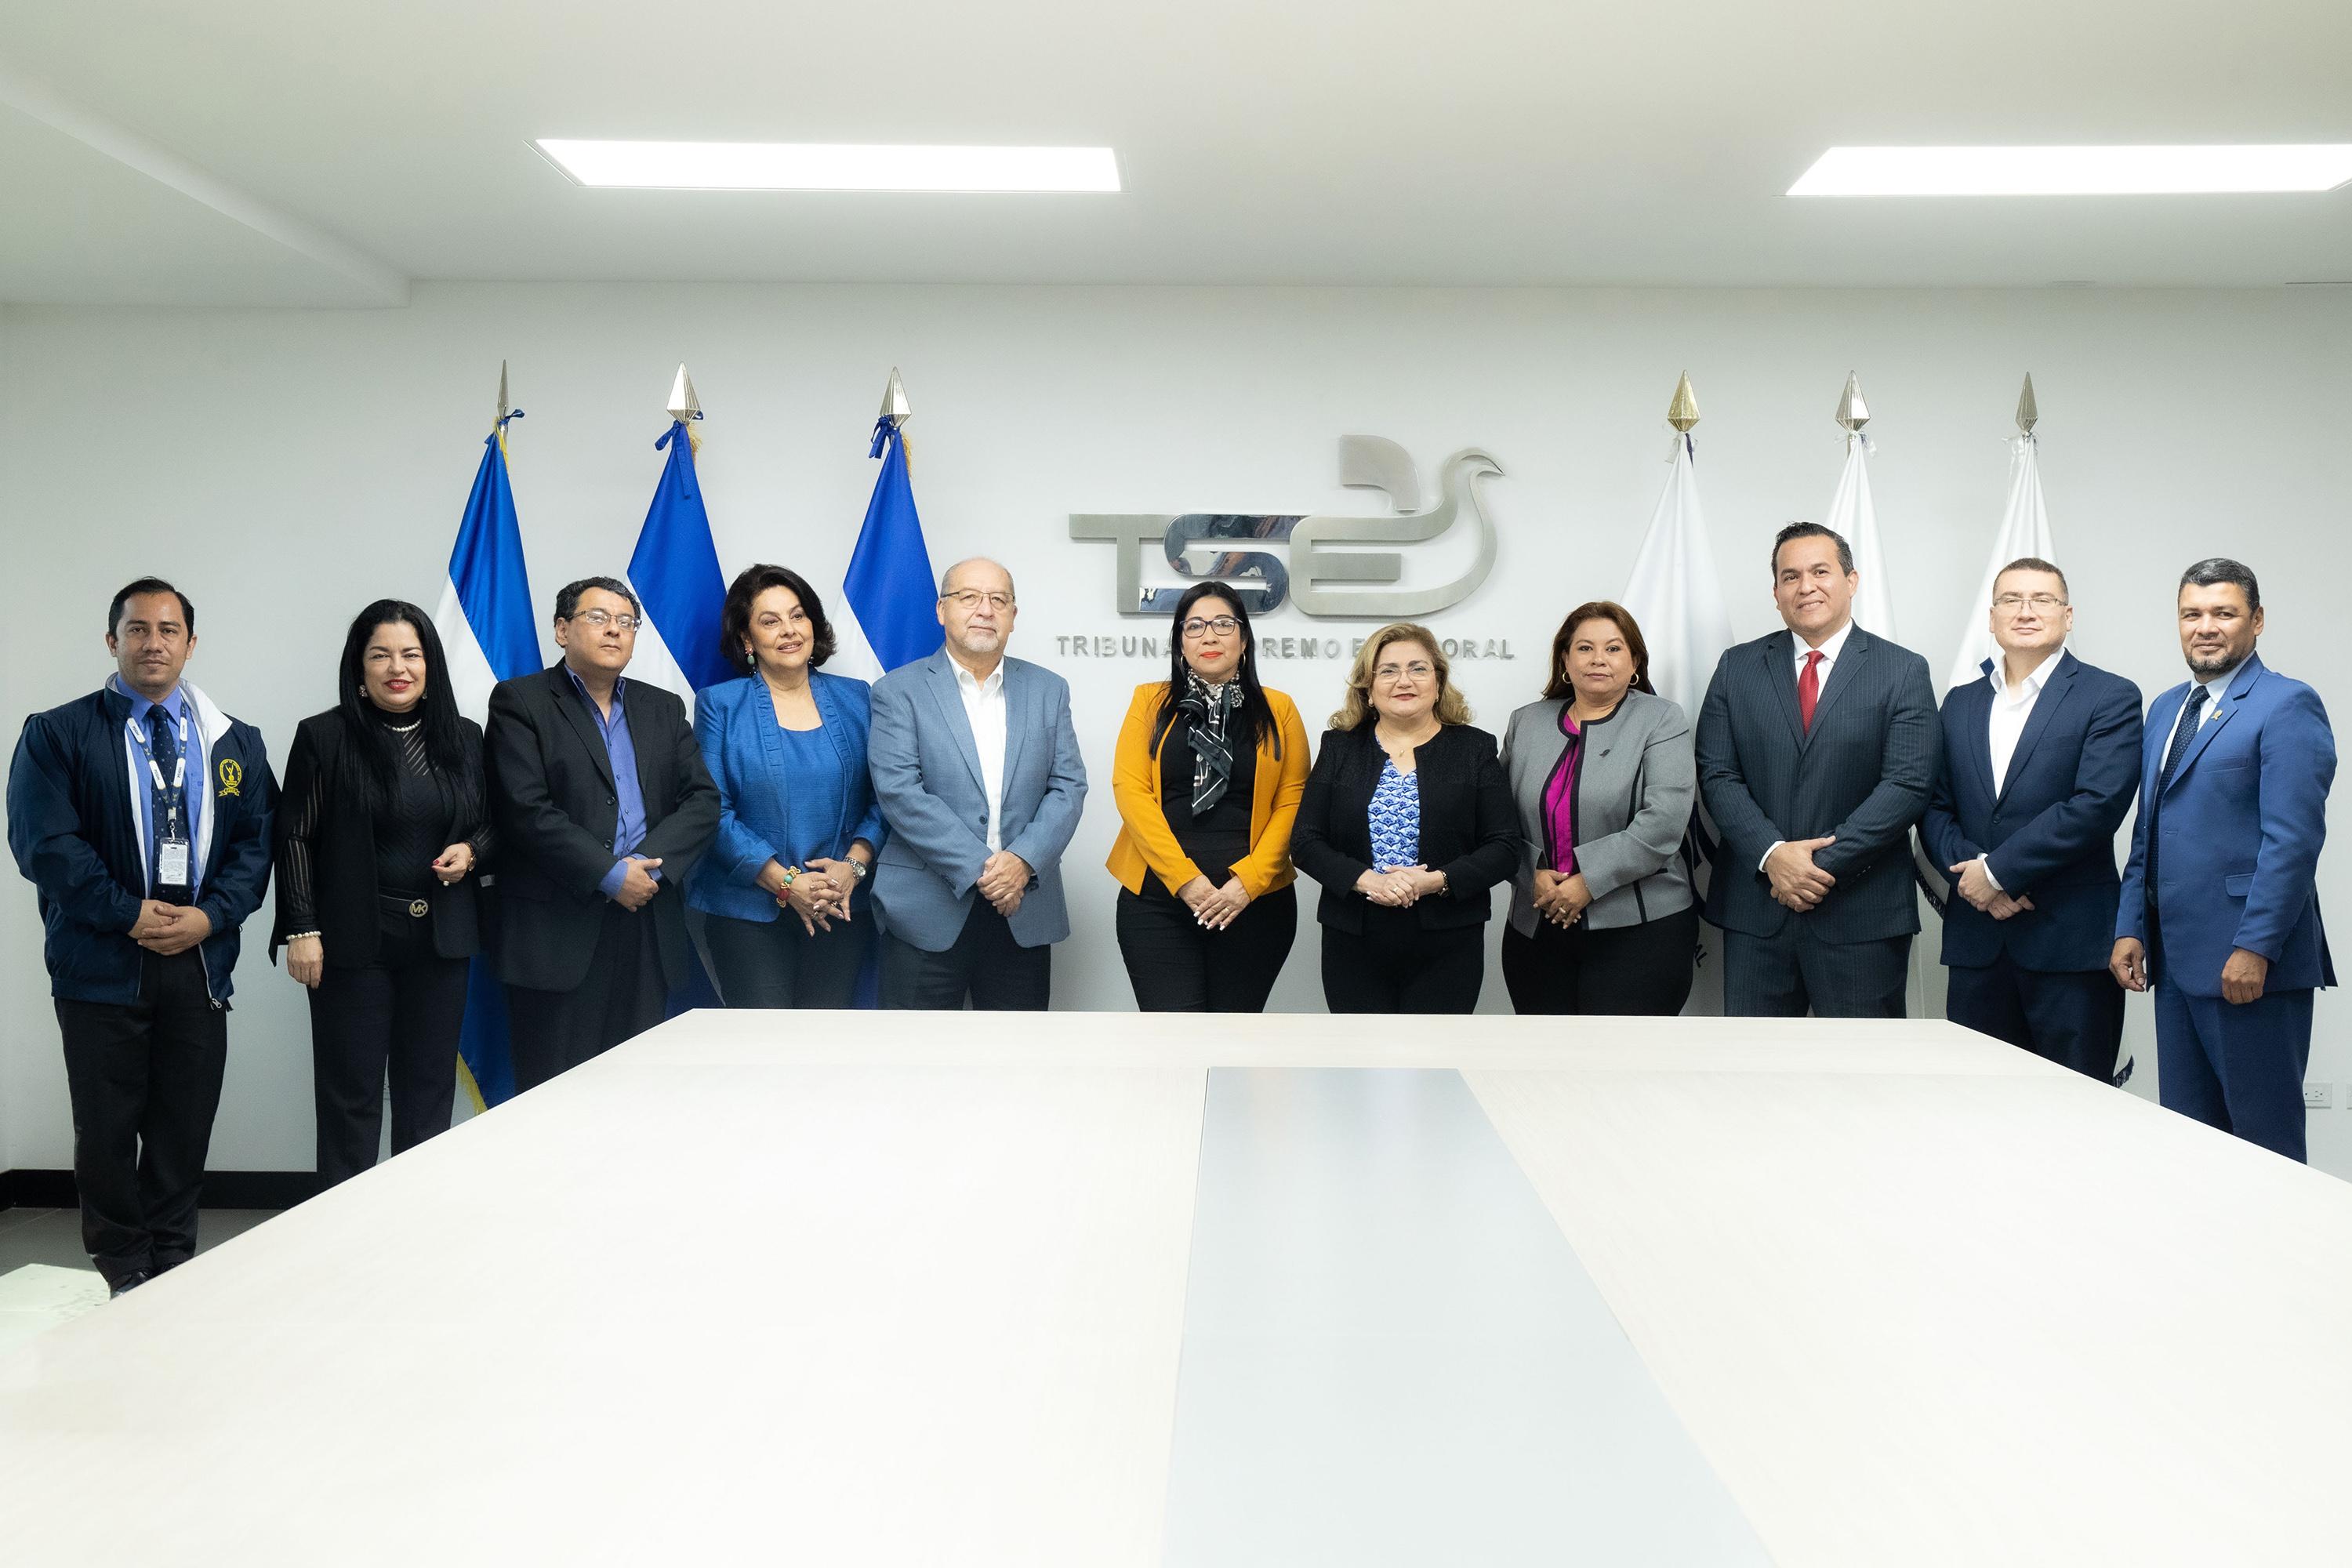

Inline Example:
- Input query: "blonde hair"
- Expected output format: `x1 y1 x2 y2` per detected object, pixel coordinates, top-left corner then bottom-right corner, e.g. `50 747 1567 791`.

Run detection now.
1330 622 1472 730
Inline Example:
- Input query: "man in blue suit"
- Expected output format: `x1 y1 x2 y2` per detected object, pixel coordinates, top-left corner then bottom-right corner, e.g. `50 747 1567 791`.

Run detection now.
1924 558 2142 1076
2112 558 2335 1161
868 558 1088 1008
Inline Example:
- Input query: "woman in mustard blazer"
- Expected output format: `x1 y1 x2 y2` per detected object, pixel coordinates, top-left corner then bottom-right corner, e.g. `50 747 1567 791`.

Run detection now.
1106 579 1311 1011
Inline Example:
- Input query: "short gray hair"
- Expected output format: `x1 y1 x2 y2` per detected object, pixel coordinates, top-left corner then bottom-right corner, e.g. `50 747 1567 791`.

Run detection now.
2178 557 2259 613
938 557 1016 601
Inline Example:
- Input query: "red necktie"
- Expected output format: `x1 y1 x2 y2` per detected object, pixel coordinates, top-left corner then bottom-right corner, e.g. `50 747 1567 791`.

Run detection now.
1798 650 1824 733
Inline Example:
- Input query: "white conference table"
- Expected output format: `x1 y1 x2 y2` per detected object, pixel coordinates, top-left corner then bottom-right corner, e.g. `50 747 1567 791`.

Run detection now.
5 1012 2351 1566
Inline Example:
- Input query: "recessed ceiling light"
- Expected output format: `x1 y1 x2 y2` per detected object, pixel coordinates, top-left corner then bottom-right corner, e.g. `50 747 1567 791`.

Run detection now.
534 140 1120 193
1788 145 2352 197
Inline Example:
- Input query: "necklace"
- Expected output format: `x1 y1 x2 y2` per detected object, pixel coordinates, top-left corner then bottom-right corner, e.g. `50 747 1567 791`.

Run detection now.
387 718 422 734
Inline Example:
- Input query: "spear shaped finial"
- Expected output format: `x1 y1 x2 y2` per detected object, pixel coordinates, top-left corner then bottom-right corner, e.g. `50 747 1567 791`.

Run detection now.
2015 372 2038 435
879 367 910 430
1835 371 1870 433
667 363 700 424
1666 371 1700 434
496 360 510 426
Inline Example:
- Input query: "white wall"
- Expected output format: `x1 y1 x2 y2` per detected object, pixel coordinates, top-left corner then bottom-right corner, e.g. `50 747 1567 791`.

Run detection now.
4 281 2348 1178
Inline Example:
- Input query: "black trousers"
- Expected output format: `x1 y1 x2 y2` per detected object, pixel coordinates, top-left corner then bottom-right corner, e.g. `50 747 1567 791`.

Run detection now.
706 909 873 1008
307 909 470 1192
1946 952 2125 1081
1116 882 1298 1012
880 901 1052 1010
1723 923 1911 1018
1319 906 1486 1014
507 901 667 1091
1501 904 1700 1017
53 949 227 1289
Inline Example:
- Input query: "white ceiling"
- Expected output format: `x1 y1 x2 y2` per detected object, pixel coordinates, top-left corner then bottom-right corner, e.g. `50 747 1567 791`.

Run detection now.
3 0 2350 305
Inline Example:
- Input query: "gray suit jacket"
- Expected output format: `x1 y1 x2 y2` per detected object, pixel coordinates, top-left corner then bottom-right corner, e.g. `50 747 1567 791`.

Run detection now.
1499 689 1696 936
867 649 1089 952
1694 625 1940 944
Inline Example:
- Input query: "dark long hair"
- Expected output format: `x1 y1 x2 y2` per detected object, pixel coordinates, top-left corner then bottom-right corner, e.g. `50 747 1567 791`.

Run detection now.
718 563 837 673
1541 601 1656 701
1155 580 1276 753
337 601 469 797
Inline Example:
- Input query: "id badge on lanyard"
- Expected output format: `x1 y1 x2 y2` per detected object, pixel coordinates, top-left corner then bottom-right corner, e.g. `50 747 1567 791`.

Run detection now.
150 746 191 889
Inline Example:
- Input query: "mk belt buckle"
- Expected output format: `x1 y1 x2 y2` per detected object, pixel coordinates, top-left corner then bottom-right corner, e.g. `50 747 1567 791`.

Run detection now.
407 898 430 919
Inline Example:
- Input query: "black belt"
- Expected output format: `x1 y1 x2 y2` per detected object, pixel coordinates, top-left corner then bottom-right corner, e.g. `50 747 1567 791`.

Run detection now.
378 891 433 920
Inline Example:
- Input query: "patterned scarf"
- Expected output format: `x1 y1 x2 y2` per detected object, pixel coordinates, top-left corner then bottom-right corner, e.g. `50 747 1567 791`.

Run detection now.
1176 672 1244 818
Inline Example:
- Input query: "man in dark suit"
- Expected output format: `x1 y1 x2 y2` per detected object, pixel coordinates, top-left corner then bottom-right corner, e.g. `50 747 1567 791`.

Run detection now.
6 579 276 1296
1695 522 1940 1017
486 576 719 1090
2113 558 2334 1161
1922 558 2142 1076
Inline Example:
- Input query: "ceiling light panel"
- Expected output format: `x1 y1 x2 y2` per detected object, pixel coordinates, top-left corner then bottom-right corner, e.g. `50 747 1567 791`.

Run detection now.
1788 145 2352 197
535 140 1121 193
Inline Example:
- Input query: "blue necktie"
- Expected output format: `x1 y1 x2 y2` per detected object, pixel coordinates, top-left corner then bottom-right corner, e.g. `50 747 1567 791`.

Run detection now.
2143 684 2209 953
147 705 188 897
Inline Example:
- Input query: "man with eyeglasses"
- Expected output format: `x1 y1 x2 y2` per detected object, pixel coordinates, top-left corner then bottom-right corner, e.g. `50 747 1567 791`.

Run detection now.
867 558 1087 1009
1923 558 2142 1078
485 576 718 1088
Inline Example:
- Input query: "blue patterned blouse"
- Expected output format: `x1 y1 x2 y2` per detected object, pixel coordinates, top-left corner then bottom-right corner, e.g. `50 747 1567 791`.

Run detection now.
1368 757 1421 871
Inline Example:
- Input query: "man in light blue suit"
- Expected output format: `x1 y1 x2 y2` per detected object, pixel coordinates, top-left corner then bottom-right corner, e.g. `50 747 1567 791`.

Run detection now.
868 558 1088 1009
2113 558 2336 1161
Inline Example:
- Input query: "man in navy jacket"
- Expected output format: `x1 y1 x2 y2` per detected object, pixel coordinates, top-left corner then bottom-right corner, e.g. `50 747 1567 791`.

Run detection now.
2113 558 2335 1161
1923 558 2142 1077
6 579 276 1294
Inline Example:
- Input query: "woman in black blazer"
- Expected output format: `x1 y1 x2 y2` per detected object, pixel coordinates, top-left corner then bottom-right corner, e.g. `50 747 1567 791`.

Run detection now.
1291 622 1521 1013
274 601 491 1191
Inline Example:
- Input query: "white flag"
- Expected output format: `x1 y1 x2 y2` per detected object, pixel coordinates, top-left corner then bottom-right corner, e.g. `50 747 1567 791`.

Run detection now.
1945 434 2056 691
1620 435 1734 717
1825 433 1895 636
1621 433 1736 1017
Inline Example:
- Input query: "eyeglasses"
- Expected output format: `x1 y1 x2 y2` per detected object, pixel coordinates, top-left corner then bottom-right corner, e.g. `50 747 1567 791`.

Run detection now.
1374 662 1435 682
941 590 1014 612
568 609 641 632
1181 616 1241 638
1991 593 2068 612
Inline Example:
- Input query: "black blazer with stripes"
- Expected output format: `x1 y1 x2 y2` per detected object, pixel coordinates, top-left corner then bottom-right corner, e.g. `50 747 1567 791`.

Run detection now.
1693 625 1940 943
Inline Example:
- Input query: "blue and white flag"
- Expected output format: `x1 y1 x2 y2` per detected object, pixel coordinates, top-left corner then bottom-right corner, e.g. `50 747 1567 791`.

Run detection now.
837 408 944 677
432 405 536 1109
625 367 733 703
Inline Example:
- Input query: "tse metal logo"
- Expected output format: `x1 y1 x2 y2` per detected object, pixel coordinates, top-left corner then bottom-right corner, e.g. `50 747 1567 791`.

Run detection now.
1069 435 1504 619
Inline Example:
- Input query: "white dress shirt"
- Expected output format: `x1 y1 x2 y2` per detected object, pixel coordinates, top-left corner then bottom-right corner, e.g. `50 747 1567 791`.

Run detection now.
953 655 1010 854
1761 619 1858 870
1973 652 2057 893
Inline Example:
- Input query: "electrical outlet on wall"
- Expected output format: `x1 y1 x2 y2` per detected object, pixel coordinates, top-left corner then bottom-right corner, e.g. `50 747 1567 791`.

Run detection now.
2303 1082 2335 1110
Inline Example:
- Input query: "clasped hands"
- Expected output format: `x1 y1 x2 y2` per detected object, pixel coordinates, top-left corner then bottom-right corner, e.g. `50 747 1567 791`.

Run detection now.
1177 873 1250 931
131 899 212 958
1765 836 1838 912
1530 869 1593 929
758 855 873 935
1947 856 2034 922
1354 864 1445 907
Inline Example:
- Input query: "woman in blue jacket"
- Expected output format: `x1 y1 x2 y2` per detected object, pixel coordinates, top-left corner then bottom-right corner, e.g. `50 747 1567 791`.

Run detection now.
690 564 884 1007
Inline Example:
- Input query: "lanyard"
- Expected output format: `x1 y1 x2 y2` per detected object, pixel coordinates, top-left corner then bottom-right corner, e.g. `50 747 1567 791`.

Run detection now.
131 706 191 839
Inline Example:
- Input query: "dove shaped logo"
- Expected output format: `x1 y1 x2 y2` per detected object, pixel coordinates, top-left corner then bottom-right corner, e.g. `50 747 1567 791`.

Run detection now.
1070 435 1505 617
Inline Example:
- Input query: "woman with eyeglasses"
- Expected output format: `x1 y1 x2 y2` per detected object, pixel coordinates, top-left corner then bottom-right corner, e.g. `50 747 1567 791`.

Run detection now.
1290 622 1520 1014
1106 581 1312 1011
1497 601 1698 1016
688 564 885 1008
273 601 492 1189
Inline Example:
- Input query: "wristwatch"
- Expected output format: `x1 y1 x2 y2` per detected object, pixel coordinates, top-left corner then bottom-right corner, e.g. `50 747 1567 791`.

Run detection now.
848 859 869 882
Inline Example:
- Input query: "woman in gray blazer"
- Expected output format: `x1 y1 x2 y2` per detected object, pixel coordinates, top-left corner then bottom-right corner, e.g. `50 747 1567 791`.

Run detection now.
1498 601 1699 1014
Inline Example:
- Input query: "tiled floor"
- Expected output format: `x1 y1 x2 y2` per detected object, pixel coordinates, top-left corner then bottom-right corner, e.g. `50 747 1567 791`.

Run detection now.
0 1206 281 1276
